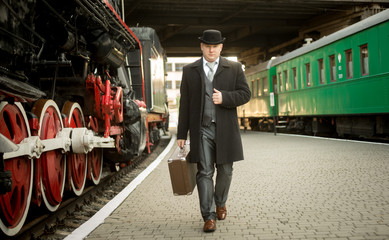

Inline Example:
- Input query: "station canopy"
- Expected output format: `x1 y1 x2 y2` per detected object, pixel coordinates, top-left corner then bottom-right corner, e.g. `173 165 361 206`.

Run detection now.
123 0 389 64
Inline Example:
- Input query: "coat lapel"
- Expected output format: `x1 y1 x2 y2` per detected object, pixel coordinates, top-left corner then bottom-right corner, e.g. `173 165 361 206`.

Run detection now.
214 57 230 85
191 58 206 122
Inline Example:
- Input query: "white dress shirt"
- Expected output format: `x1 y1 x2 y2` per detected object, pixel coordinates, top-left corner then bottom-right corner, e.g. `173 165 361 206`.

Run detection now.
203 57 219 81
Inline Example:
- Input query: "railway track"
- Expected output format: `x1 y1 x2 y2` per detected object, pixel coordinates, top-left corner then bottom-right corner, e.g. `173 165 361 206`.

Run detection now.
6 137 171 240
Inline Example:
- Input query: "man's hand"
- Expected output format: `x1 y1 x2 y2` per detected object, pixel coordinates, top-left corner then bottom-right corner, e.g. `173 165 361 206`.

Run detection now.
213 88 223 104
177 139 186 149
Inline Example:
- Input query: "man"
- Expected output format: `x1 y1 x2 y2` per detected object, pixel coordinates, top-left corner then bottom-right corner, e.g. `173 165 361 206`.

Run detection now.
177 29 251 232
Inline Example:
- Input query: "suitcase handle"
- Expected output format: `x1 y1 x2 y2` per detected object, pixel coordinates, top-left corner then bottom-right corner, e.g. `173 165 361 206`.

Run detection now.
178 147 187 158
177 141 189 158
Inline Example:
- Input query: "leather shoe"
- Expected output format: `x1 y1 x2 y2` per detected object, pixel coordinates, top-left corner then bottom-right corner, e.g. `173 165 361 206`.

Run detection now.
203 219 216 232
216 205 227 220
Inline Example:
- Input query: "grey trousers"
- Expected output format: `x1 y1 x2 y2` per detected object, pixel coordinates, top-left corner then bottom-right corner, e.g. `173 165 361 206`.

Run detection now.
197 123 233 221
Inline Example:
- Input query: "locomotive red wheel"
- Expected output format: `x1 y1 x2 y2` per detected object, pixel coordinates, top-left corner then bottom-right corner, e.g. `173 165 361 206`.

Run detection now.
62 101 87 195
88 148 103 185
0 102 33 237
32 99 66 212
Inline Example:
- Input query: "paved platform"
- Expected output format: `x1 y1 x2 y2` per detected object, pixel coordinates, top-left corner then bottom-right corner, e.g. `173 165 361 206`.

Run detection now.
74 131 389 240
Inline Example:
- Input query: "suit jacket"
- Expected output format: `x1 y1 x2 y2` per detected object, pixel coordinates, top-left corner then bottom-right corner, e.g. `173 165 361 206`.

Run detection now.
177 57 251 164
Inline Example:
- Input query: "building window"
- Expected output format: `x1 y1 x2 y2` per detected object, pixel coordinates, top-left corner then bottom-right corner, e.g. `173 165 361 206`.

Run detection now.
284 70 289 91
278 72 283 92
175 63 186 71
175 80 181 89
257 78 262 96
345 49 353 79
329 54 336 82
166 80 172 89
292 68 297 89
263 77 269 95
305 63 311 87
318 59 325 84
360 44 369 76
166 63 173 72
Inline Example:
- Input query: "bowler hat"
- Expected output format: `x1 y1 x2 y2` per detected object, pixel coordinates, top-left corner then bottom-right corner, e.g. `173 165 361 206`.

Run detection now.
198 29 226 44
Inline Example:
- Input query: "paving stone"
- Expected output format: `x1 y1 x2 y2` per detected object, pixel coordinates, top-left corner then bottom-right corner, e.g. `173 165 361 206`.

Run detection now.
85 132 389 240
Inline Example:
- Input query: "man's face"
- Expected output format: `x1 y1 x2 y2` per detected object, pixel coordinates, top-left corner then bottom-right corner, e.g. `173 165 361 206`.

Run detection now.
201 43 223 62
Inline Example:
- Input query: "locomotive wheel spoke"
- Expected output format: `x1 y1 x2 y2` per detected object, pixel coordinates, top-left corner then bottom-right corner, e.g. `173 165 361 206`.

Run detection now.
0 102 33 237
62 101 88 196
32 99 66 212
89 148 103 185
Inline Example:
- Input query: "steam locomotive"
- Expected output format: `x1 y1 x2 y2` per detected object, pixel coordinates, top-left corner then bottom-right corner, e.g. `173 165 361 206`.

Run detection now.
0 0 168 236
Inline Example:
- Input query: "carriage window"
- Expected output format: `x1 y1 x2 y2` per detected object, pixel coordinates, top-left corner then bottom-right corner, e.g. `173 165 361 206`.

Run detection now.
305 63 311 87
345 49 353 79
329 54 336 82
257 78 262 96
272 75 278 94
284 70 289 91
251 80 255 97
263 77 269 95
318 59 325 84
292 67 297 89
278 72 283 92
360 44 369 75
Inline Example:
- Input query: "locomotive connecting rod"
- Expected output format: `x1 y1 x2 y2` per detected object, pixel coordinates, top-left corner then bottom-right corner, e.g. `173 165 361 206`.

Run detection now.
2 128 115 160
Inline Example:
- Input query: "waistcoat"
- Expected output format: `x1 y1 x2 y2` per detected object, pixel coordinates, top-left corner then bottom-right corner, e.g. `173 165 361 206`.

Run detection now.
202 74 215 126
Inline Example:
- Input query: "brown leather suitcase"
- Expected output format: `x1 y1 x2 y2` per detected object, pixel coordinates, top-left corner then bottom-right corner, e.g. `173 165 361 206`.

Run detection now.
168 145 197 195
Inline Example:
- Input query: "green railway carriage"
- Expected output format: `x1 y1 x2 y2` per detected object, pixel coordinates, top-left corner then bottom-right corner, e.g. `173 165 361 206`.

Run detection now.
239 9 389 138
237 60 276 130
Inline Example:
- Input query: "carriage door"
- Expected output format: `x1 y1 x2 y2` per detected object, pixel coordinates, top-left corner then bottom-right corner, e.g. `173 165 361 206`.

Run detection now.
272 75 278 115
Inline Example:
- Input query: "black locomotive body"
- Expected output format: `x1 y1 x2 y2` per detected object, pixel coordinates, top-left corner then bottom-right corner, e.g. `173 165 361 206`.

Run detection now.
0 0 168 236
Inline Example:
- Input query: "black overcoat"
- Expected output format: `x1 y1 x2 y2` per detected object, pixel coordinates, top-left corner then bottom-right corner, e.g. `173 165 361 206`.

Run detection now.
177 57 251 164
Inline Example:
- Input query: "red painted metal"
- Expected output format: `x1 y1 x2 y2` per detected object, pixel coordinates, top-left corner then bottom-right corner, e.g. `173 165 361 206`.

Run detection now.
88 148 103 185
87 116 99 133
86 72 126 153
146 116 151 154
113 86 123 123
0 103 32 234
62 116 69 128
62 102 87 196
94 76 102 119
135 99 146 108
84 115 103 185
96 75 105 93
33 100 65 211
27 112 42 206
103 0 151 152
28 116 39 136
102 79 112 138
109 125 124 136
40 106 63 205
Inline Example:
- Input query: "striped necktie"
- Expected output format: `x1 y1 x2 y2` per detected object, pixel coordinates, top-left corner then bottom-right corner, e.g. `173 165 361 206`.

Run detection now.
206 62 216 81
